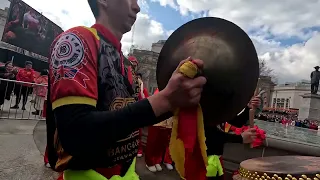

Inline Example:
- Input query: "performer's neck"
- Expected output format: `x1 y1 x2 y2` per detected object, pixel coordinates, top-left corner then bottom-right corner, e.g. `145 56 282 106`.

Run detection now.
95 19 123 41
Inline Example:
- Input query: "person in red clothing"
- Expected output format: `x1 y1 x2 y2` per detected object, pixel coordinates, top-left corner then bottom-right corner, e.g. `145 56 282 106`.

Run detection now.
145 89 174 172
45 0 206 179
44 145 51 168
136 73 149 100
125 55 148 158
32 69 48 115
11 61 35 110
136 73 149 158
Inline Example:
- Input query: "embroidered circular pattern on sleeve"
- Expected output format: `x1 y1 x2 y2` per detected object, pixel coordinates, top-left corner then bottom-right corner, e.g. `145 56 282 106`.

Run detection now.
51 32 85 69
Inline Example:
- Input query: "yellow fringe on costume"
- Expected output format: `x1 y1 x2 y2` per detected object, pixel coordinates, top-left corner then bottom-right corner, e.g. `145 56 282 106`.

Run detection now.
169 106 208 179
170 59 210 179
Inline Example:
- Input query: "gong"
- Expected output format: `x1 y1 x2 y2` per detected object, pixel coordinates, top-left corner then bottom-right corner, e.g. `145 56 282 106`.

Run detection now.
156 17 259 124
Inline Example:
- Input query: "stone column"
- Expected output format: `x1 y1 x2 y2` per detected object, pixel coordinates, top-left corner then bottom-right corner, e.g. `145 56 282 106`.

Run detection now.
298 93 320 122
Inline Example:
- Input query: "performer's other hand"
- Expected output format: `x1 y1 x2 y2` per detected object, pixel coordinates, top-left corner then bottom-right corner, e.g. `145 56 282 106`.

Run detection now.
248 96 261 109
162 57 207 109
241 128 257 144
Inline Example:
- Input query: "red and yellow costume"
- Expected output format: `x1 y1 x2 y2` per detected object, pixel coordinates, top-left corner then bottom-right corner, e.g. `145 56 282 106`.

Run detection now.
145 88 173 171
126 55 149 157
47 25 143 180
168 61 210 180
137 78 149 157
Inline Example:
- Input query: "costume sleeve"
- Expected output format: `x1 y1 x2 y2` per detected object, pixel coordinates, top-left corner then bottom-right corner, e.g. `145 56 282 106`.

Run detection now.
50 27 172 156
221 130 243 143
50 27 99 108
205 126 243 155
54 102 172 156
214 124 243 143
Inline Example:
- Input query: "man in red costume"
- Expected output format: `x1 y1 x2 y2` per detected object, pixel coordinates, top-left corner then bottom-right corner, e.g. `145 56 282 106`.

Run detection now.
136 73 149 100
145 89 174 172
136 73 149 157
11 61 35 110
126 55 149 157
45 0 206 179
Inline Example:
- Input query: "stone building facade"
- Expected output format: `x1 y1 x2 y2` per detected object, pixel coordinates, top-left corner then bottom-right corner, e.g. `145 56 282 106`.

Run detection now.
259 76 276 108
0 8 8 40
132 40 166 94
270 81 310 109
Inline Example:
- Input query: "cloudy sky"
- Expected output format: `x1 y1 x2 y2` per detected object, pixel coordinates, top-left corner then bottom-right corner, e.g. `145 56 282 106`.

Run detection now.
1 0 320 83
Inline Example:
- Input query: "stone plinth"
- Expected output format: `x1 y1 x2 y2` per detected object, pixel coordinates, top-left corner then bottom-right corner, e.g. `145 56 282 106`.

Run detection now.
298 93 320 121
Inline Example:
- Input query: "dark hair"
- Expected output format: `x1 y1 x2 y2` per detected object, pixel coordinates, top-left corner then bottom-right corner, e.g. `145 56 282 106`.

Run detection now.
136 73 142 77
25 61 32 65
88 0 99 18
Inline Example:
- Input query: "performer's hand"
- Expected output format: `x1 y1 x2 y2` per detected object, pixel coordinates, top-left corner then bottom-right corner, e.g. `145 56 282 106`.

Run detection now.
162 57 207 109
241 128 256 144
248 96 261 109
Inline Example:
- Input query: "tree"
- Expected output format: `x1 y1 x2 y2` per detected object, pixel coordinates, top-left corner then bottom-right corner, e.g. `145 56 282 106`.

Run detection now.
259 59 277 83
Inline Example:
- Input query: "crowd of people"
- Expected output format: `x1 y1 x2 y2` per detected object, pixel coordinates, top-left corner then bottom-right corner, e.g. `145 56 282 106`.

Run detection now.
257 109 319 130
0 61 48 115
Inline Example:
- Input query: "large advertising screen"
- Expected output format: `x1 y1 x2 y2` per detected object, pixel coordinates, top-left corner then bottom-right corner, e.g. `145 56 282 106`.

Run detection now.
1 0 63 57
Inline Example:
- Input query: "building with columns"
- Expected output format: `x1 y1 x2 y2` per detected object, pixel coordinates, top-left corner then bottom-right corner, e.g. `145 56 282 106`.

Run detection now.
270 81 310 109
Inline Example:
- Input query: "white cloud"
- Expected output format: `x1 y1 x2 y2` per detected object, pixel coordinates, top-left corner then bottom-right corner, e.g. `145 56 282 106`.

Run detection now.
2 0 320 83
122 13 167 54
260 33 320 82
138 0 150 13
0 1 9 9
151 0 178 10
153 0 320 83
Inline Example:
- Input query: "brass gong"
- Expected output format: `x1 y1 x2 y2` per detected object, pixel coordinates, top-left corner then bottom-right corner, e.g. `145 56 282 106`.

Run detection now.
156 17 259 124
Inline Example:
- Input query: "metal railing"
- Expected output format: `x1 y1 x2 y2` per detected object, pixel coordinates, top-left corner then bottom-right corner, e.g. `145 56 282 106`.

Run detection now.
0 78 47 120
